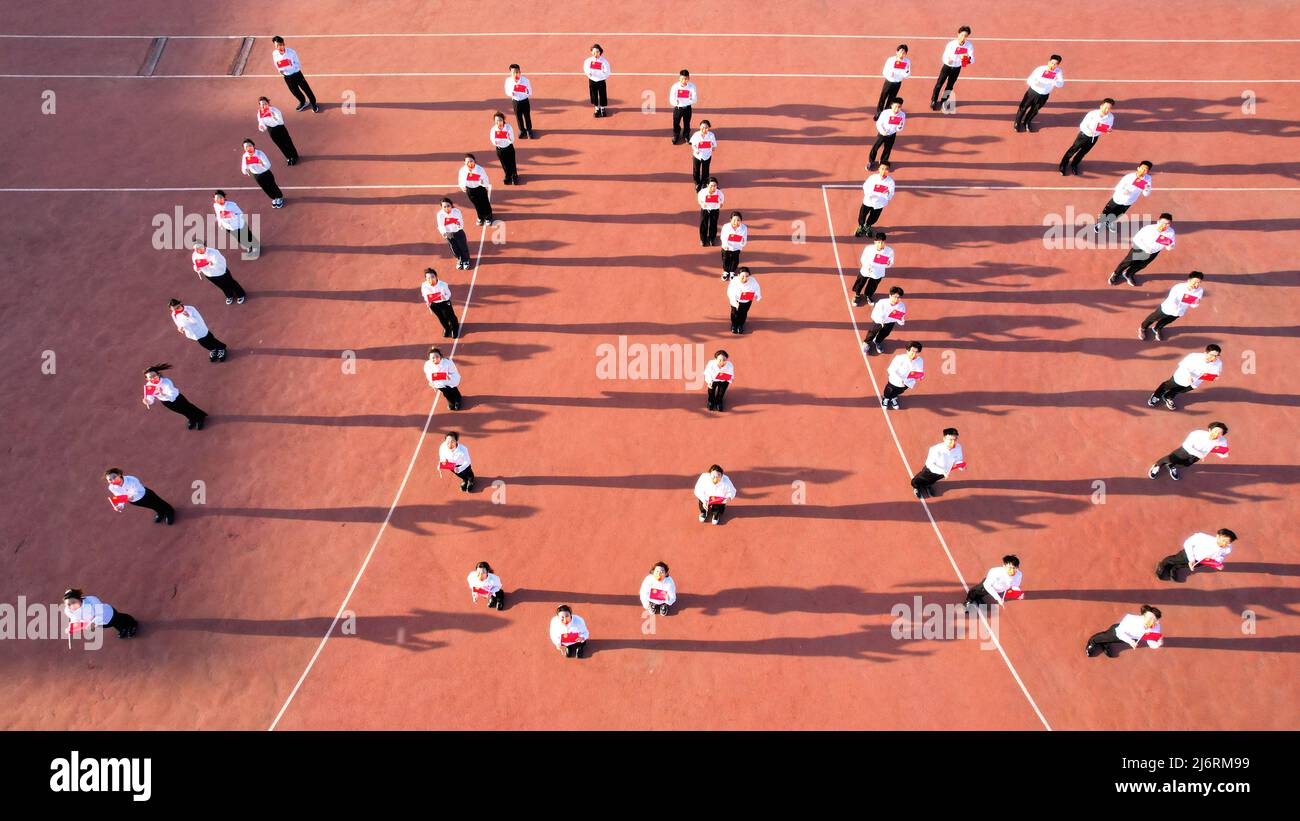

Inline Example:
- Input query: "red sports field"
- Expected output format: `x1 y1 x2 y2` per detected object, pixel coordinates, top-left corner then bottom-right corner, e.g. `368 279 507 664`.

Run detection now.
1 2 1297 731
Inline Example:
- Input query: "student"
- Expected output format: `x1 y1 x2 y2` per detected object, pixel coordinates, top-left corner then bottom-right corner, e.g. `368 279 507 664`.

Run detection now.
1109 213 1175 286
883 341 924 410
550 605 590 657
104 468 174 525
855 161 895 238
435 198 472 269
1148 344 1223 410
438 431 475 492
703 350 735 412
1093 161 1154 234
727 268 762 334
669 69 698 144
963 555 1023 608
1148 421 1230 481
240 139 284 209
256 96 299 164
1139 271 1204 341
930 26 974 110
583 44 611 117
1086 605 1163 658
1059 98 1115 175
504 64 535 138
191 242 246 305
720 211 748 280
63 588 137 640
490 112 520 185
212 191 257 254
169 299 227 362
270 36 319 113
1156 529 1237 583
421 269 460 339
863 286 907 355
424 346 463 411
639 562 677 616
694 464 737 524
1014 55 1064 132
876 44 911 116
141 363 207 430
457 155 494 225
467 561 504 609
911 428 966 499
868 98 905 170
853 232 894 306
696 177 725 246
689 120 717 192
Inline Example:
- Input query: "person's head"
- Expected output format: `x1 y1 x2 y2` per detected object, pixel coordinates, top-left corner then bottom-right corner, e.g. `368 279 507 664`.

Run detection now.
168 298 184 313
708 464 723 482
1100 97 1115 114
957 25 971 41
556 604 573 624
213 190 226 204
243 139 256 152
888 285 904 303
874 232 887 248
713 349 729 366
424 267 438 283
1157 212 1173 229
509 63 520 77
271 35 285 51
1205 344 1221 362
737 267 751 282
699 119 711 132
942 428 959 447
428 346 443 362
192 241 207 254
678 69 690 83
63 589 85 610
475 560 493 578
1002 555 1021 574
143 363 171 382
104 468 124 484
1048 54 1062 69
1137 160 1153 175
1216 528 1238 547
1188 270 1203 288
896 44 909 58
730 211 742 226
652 561 669 580
590 44 603 57
1208 421 1228 438
878 160 892 175
444 431 460 448
494 111 506 126
907 341 922 359
257 96 270 107
464 153 477 167
1140 604 1162 626
440 197 453 211
707 176 718 192
890 98 904 111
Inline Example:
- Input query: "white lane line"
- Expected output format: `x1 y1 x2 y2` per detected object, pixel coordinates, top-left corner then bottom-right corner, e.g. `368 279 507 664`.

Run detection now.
2 71 1296 83
820 185 1054 732
266 227 488 732
2 32 1297 43
0 184 459 193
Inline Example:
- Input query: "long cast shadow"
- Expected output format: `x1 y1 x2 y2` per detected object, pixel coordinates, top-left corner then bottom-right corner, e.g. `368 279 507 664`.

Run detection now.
148 610 506 651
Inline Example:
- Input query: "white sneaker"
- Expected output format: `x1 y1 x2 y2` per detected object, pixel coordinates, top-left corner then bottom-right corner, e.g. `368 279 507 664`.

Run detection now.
699 513 707 522
890 398 900 410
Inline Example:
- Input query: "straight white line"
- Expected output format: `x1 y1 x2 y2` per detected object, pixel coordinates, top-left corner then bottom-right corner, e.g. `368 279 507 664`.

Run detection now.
267 227 488 732
0 184 459 193
2 32 1296 43
2 71 1295 83
820 184 1053 732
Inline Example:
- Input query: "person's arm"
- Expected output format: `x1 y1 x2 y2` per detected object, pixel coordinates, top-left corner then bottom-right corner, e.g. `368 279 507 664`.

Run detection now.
639 577 653 610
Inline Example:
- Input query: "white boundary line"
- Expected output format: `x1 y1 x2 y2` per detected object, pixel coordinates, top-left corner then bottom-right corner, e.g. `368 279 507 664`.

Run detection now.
5 184 1299 194
2 71 1296 83
2 32 1297 43
820 185 1054 732
267 227 488 732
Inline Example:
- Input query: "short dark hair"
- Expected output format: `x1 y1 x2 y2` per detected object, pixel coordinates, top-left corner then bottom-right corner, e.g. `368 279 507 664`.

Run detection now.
907 341 923 352
476 560 494 573
653 561 669 574
1139 160 1154 170
1002 555 1020 567
440 197 452 205
957 25 971 35
428 346 443 356
556 604 572 615
679 69 690 77
271 36 285 44
892 97 904 106
243 138 256 146
445 431 460 441
1205 344 1222 354
897 44 909 53
167 298 183 308
700 119 711 128
214 189 226 198
942 428 959 438
875 232 887 241
508 63 520 71
464 153 477 161
424 267 437 277
1141 605 1162 619
730 210 743 220
103 467 123 479
63 588 84 602
1209 421 1228 434
1102 97 1116 105
737 267 751 276
889 286 904 296
709 464 723 474
257 96 269 104
591 43 603 53
1217 528 1238 542
713 349 729 359
707 176 719 185
1159 212 1173 221
143 362 172 375
1188 270 1204 280
1049 54 1062 62
493 110 506 120
878 160 891 170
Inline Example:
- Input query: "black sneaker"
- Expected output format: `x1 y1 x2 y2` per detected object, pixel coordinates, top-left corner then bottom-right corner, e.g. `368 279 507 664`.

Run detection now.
1169 467 1181 481
913 487 923 499
1163 398 1176 411
881 398 889 408
311 104 320 113
1072 167 1082 176
1138 326 1148 340
165 511 174 525
187 420 196 429
196 416 206 430
1123 272 1137 287
295 102 309 112
1148 464 1161 479
154 514 163 523
1108 273 1122 285
1147 396 1160 406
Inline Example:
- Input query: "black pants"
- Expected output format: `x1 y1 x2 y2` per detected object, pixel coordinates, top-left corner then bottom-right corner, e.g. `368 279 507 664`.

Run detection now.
876 80 901 116
1141 308 1179 334
1015 90 1049 128
130 488 174 519
707 379 730 409
1156 551 1193 582
465 186 493 222
883 382 908 401
227 225 258 253
195 332 226 354
253 170 282 201
697 500 726 522
513 97 533 132
1152 378 1193 402
282 71 317 107
869 132 897 165
722 249 741 275
1086 625 1131 657
699 209 720 243
964 582 995 607
429 301 460 337
1060 132 1097 171
488 589 504 608
267 124 299 161
911 467 944 494
1156 447 1200 470
588 79 607 107
852 275 883 301
437 385 463 409
104 610 139 638
1098 199 1131 228
454 465 476 489
563 641 587 658
692 156 711 190
162 393 207 426
730 301 752 332
931 64 962 107
856 204 883 233
445 229 470 264
205 272 246 300
496 144 519 181
672 105 693 140
864 321 895 348
1113 248 1160 280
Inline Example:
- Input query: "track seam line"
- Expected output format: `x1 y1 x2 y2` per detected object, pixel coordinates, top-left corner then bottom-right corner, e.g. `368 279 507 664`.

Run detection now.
266 226 489 731
820 184 1054 732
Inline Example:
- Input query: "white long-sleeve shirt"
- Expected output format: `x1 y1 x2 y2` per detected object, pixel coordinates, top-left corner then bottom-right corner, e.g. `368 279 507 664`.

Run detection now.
107 475 146 506
870 297 907 326
1079 108 1116 138
583 55 611 81
422 280 451 306
467 571 502 596
213 199 247 231
1111 171 1154 207
697 187 724 211
438 442 472 472
1181 429 1230 460
436 207 466 237
720 223 748 251
256 105 286 131
65 595 114 627
1159 282 1203 318
862 174 895 209
490 122 515 149
1172 353 1223 389
887 353 925 389
1132 223 1175 255
924 442 966 475
240 149 271 176
172 305 209 340
1026 65 1065 96
727 275 762 308
669 80 698 107
143 377 179 405
694 473 737 505
859 244 895 279
941 38 975 68
1115 613 1162 648
504 74 532 101
882 55 911 83
550 614 590 647
458 164 490 190
271 47 303 75
192 247 227 277
703 359 735 384
424 357 462 389
981 566 1024 598
640 574 678 609
690 130 717 160
875 108 906 136
1183 532 1233 566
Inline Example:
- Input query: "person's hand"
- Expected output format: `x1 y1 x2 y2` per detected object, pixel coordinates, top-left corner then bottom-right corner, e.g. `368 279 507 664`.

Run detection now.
471 592 479 603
